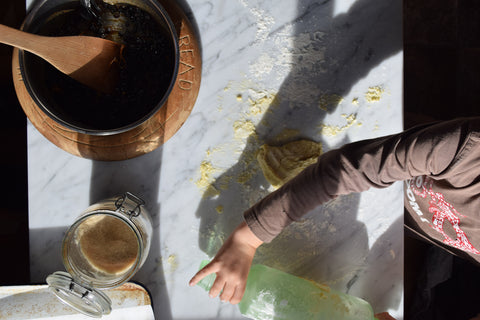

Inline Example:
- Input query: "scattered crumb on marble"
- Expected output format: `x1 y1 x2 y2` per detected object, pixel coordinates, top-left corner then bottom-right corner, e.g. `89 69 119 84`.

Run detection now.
319 113 358 136
273 128 301 143
233 120 257 140
193 117 262 196
204 185 220 198
220 78 280 120
390 249 396 259
167 254 178 272
195 161 217 188
319 93 344 112
320 221 328 230
224 83 231 92
351 98 359 105
249 52 276 78
365 86 384 103
206 147 225 157
327 224 337 233
240 0 275 43
216 205 224 214
237 147 261 184
237 171 254 184
195 161 221 198
320 221 337 233
247 90 278 117
217 174 233 190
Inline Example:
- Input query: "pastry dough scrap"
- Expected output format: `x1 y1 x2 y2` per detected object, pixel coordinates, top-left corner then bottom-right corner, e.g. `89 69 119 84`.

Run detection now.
257 139 322 189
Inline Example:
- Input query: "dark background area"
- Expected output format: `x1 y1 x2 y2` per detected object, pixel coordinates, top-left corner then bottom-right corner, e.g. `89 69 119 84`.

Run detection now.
2 0 480 318
0 0 29 285
404 0 480 319
404 0 480 125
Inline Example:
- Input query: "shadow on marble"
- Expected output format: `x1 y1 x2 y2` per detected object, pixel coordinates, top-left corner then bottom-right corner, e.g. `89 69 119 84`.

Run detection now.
84 2 203 318
88 147 172 320
29 226 65 284
82 2 203 318
348 215 404 313
194 0 402 315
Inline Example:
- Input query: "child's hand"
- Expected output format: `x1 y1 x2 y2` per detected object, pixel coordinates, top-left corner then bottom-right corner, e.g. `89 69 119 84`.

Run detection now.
189 221 263 304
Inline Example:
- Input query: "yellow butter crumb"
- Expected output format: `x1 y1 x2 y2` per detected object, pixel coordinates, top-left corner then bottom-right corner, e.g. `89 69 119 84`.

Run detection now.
195 161 221 198
319 93 344 111
365 86 384 103
195 161 217 188
233 120 256 140
247 91 278 117
203 185 220 198
167 254 178 272
217 175 233 190
351 98 359 105
319 114 358 136
216 205 224 214
237 169 257 184
224 83 231 92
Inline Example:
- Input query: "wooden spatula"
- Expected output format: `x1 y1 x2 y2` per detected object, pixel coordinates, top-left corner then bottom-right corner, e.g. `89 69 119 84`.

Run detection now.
0 24 124 93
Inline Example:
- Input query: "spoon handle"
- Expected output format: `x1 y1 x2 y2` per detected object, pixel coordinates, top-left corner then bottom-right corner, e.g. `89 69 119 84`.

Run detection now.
0 23 122 92
0 24 55 58
0 24 102 75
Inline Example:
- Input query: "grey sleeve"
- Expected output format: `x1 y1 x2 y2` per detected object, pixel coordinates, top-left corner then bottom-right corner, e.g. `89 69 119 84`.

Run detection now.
245 117 480 242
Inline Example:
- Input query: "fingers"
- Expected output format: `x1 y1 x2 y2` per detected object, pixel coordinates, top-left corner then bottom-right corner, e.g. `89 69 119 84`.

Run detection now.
209 275 226 298
215 278 244 304
189 262 218 286
190 262 247 304
188 262 231 299
189 221 260 304
230 283 246 304
218 280 234 301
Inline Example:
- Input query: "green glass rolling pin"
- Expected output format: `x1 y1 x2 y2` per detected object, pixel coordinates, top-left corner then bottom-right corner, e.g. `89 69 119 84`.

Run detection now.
196 260 379 320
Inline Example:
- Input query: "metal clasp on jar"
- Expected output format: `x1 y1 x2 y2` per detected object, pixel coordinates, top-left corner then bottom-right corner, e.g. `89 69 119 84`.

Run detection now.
115 192 145 218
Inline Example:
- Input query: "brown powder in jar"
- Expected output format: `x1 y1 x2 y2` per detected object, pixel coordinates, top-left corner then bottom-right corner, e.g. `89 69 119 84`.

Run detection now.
77 214 139 275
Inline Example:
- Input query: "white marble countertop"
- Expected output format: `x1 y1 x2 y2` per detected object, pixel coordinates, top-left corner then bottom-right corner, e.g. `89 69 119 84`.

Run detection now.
26 0 404 319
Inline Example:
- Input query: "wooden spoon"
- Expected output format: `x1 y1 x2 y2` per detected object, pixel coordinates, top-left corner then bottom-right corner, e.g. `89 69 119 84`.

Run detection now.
0 24 124 93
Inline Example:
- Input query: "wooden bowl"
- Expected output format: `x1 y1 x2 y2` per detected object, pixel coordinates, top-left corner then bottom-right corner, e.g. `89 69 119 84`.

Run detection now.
12 0 201 161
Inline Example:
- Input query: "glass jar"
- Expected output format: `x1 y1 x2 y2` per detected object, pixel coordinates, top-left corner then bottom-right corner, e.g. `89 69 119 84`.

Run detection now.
47 192 152 317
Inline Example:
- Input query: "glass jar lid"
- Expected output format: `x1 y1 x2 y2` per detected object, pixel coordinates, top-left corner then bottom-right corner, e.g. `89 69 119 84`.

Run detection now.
46 271 112 318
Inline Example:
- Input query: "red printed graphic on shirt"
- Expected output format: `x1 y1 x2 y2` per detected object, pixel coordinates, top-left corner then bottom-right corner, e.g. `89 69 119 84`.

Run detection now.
408 176 480 255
